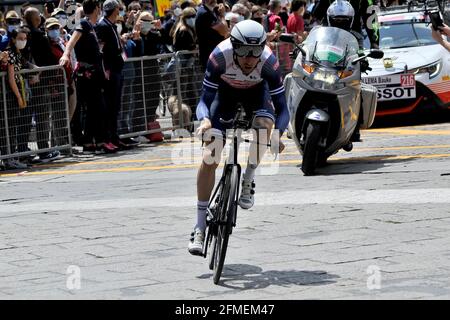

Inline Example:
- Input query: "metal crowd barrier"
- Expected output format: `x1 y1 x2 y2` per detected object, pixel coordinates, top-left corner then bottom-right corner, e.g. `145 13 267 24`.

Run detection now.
118 46 294 141
118 51 202 140
1 47 295 164
0 65 71 161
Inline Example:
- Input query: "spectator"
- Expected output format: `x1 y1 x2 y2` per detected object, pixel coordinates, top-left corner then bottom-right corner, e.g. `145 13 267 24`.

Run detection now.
431 23 450 52
256 0 271 10
225 12 243 29
287 0 306 37
169 6 199 124
139 0 153 13
24 6 62 162
125 1 141 32
0 27 31 169
45 17 77 122
161 8 177 53
279 5 289 26
132 11 165 142
195 0 229 70
251 5 265 24
60 0 115 153
181 1 196 10
51 7 68 30
51 7 71 42
231 3 251 20
1 11 22 51
238 0 253 11
117 16 141 141
266 0 284 32
95 0 135 149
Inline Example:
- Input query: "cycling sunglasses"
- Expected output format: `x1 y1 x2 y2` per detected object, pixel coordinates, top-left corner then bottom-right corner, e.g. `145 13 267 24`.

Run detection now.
233 44 265 58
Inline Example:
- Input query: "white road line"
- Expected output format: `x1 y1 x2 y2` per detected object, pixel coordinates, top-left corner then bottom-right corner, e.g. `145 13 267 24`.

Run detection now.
2 188 450 213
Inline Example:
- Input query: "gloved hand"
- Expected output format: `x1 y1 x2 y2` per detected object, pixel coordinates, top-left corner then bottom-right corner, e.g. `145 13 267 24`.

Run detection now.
360 58 371 73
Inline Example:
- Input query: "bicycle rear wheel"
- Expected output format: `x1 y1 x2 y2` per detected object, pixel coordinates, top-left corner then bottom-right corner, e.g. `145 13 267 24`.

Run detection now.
212 165 239 284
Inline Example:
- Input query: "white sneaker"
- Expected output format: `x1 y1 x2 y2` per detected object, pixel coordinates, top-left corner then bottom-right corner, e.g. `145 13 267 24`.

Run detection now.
4 158 28 170
238 178 255 209
188 228 204 256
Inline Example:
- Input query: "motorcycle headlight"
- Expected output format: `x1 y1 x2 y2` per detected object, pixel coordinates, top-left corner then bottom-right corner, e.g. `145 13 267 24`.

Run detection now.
313 69 338 84
409 60 441 79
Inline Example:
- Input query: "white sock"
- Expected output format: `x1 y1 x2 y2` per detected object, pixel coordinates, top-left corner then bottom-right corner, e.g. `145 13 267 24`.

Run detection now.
195 200 209 232
243 162 257 182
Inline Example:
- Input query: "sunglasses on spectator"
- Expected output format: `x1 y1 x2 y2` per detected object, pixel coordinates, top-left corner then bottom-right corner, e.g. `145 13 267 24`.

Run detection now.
233 44 264 58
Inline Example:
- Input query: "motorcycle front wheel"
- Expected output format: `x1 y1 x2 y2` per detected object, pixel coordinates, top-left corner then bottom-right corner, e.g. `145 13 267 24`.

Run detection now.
301 122 321 176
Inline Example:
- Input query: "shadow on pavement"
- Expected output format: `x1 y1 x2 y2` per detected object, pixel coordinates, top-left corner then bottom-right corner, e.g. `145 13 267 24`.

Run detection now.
295 155 420 176
199 264 339 289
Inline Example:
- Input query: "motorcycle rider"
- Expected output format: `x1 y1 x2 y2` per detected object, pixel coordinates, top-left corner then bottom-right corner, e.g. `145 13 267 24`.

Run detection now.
326 0 371 142
313 0 380 49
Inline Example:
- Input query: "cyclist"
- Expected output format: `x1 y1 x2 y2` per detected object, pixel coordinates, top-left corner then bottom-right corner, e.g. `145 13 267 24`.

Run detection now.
188 19 290 255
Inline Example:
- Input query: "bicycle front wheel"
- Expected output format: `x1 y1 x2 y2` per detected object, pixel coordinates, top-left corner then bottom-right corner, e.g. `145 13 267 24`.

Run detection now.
212 165 239 285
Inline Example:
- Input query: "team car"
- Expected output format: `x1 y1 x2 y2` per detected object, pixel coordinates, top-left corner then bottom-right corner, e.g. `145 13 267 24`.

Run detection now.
362 5 450 117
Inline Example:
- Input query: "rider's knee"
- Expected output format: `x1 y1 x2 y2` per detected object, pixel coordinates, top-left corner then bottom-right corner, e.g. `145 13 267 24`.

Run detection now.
253 117 274 131
202 136 224 167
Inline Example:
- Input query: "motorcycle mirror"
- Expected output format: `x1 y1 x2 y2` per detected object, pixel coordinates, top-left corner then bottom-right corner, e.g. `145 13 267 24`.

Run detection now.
368 49 384 59
279 33 296 43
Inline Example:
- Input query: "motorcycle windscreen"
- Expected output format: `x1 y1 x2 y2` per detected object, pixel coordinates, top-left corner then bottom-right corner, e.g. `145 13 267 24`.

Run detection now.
303 27 359 66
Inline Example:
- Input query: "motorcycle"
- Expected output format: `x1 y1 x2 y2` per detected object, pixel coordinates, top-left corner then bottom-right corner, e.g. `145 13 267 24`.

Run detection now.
281 27 384 175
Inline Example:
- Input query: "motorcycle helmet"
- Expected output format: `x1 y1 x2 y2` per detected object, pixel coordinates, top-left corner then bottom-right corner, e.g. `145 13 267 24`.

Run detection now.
327 0 355 31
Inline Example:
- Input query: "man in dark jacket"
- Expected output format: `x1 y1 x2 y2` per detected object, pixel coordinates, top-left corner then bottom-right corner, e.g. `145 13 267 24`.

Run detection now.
95 0 136 148
23 7 61 162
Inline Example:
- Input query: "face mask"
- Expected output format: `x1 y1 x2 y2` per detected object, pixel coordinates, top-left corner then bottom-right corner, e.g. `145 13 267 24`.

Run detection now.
56 16 68 28
7 24 20 33
119 10 126 17
115 23 123 34
141 21 152 34
186 17 195 28
236 15 245 23
173 8 182 17
47 29 60 39
15 40 27 50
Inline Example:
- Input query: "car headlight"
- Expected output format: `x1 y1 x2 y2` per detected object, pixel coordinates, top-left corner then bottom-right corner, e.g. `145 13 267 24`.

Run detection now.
409 60 441 79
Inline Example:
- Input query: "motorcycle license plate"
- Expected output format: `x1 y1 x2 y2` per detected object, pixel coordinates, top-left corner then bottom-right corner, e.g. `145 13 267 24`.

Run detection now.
362 74 416 101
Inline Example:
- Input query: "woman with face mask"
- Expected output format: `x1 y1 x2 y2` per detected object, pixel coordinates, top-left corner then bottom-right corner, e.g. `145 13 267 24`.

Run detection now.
130 11 165 142
0 27 31 170
0 11 22 52
166 7 198 130
46 18 77 123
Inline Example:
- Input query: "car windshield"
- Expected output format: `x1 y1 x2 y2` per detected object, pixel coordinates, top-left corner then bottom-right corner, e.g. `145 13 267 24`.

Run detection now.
365 21 438 49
